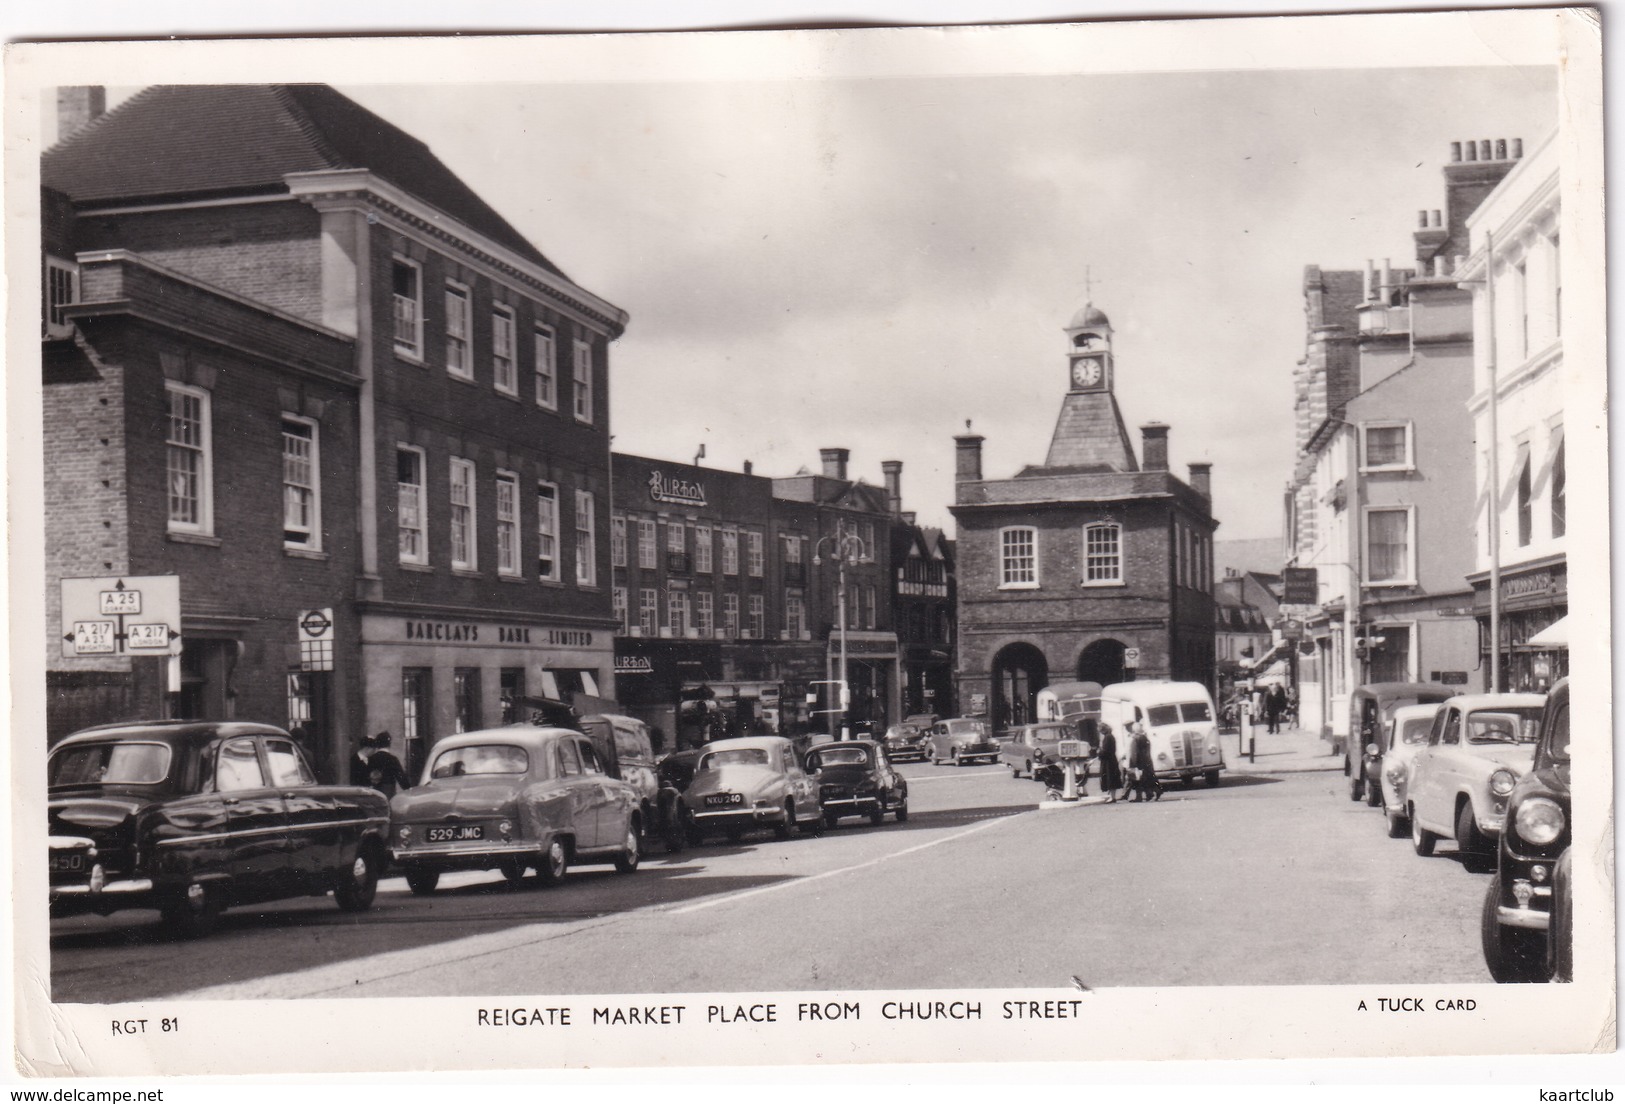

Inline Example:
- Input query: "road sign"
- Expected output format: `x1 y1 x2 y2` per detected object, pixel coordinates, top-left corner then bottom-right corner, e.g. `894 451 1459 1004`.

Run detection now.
1282 567 1318 605
1277 618 1304 641
297 607 335 672
1123 647 1141 669
298 608 334 641
61 575 181 658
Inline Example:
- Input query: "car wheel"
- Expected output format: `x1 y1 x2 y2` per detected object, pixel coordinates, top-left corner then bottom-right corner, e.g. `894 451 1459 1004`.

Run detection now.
1385 803 1409 839
335 845 382 911
951 748 962 766
1481 876 1548 983
686 823 706 848
1013 762 1024 779
773 803 794 841
1348 773 1363 802
664 807 689 855
497 858 527 887
723 826 745 844
824 810 840 829
614 824 641 873
799 811 825 836
1364 776 1382 807
405 868 440 896
1455 802 1493 873
535 838 569 885
161 882 220 940
895 797 908 823
868 803 885 827
1205 770 1221 788
1410 807 1437 857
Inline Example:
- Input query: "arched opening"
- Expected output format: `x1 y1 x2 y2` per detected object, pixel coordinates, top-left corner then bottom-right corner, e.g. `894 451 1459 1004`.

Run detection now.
991 642 1048 733
1077 638 1128 686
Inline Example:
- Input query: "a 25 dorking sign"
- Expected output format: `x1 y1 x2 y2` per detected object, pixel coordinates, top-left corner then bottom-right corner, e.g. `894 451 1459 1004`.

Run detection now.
60 575 182 658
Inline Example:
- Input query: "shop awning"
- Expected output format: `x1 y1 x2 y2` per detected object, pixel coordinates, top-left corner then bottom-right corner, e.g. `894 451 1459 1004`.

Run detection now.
1526 615 1569 648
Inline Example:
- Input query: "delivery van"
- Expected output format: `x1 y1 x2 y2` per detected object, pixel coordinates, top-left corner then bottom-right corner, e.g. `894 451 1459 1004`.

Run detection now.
1099 681 1224 787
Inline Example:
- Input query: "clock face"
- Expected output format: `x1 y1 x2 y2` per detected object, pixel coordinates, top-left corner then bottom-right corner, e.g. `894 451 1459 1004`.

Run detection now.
1071 358 1104 388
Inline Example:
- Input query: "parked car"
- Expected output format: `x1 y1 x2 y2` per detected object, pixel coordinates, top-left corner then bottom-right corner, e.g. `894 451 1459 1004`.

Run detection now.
1377 702 1445 838
805 739 908 826
579 713 688 852
1406 692 1546 871
928 717 999 765
1482 678 1571 982
682 736 824 844
1345 682 1456 803
388 726 642 894
47 720 390 938
1098 681 1224 787
1001 722 1074 779
881 723 933 762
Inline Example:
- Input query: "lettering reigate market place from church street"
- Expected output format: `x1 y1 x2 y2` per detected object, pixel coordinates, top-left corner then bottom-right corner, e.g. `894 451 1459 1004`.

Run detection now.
37 32 1593 1014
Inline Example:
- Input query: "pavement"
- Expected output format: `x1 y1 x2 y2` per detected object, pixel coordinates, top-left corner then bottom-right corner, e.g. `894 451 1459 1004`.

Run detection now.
1221 722 1343 776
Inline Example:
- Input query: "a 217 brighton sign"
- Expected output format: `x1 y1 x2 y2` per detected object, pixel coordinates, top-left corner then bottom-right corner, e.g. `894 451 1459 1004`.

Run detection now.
60 575 183 657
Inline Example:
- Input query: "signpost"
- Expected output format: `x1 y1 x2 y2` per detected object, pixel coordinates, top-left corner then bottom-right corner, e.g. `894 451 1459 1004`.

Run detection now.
1123 647 1141 670
297 607 335 672
60 576 182 658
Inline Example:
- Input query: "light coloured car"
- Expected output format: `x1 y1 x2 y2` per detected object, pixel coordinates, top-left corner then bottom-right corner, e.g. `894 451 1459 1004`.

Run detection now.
928 717 998 766
389 726 643 894
1001 722 1075 779
1378 703 1444 838
1406 693 1546 870
682 736 824 844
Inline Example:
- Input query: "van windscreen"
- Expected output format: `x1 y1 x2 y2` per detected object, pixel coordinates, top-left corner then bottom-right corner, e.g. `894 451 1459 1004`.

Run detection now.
1146 705 1181 726
1179 702 1213 723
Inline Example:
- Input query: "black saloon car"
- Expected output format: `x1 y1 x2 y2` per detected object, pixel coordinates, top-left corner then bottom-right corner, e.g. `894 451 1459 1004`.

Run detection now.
805 739 908 827
48 720 391 938
1482 678 1572 982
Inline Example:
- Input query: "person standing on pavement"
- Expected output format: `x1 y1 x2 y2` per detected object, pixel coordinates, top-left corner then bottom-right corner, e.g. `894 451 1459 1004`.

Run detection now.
1265 684 1288 734
1127 721 1161 802
348 734 376 787
365 731 412 798
1096 722 1123 804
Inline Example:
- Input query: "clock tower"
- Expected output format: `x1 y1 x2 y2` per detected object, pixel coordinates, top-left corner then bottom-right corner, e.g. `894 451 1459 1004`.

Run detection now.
1043 302 1137 471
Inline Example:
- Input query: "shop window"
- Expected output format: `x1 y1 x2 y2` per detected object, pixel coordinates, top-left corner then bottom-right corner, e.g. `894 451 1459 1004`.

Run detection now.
499 668 525 724
402 668 432 773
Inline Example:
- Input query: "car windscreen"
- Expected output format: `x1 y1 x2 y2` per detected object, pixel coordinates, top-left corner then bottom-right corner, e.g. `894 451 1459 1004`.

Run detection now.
816 747 870 767
430 744 529 779
49 741 172 787
1465 708 1543 745
699 748 771 770
1399 717 1433 746
1146 705 1182 727
948 722 986 736
1179 702 1213 723
1033 726 1071 741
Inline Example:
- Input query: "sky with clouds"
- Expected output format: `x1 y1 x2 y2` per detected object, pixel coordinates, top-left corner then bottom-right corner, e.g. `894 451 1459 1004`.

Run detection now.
102 47 1557 543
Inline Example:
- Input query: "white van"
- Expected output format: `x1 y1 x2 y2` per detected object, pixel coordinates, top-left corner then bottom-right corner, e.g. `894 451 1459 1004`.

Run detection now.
1099 681 1224 787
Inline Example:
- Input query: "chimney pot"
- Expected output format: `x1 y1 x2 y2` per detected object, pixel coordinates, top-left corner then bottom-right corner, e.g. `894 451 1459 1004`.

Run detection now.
1480 139 1492 161
1432 209 1442 228
954 434 985 483
1450 141 1462 162
1495 138 1508 160
1417 210 1428 229
819 448 850 481
1140 423 1170 472
1465 141 1478 162
1512 137 1524 158
901 511 917 526
743 460 753 476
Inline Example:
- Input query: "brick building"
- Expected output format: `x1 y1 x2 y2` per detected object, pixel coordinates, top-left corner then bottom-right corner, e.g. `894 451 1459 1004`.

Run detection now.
950 303 1218 731
41 85 626 780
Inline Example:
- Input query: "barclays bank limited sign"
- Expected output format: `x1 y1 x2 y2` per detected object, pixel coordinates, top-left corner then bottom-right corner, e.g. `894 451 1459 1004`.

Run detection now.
648 470 707 507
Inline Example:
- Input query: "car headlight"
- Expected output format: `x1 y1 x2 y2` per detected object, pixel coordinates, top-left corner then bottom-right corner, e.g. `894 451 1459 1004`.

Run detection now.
1365 743 1379 757
1156 752 1169 763
1489 769 1517 796
398 825 413 843
1385 763 1404 783
499 819 514 840
1514 796 1566 845
1206 744 1219 755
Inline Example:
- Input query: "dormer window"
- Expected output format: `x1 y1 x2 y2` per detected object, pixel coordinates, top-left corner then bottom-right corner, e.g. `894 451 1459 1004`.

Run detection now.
44 256 77 339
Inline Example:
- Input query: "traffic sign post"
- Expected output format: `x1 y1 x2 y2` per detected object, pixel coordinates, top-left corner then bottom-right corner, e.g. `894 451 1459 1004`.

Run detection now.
297 607 335 672
60 576 182 658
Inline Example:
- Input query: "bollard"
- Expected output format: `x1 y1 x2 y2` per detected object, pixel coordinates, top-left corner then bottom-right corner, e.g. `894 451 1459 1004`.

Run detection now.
1062 761 1079 801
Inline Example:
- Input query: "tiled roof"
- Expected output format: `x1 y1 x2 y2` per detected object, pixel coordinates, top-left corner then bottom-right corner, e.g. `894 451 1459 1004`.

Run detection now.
1041 391 1138 472
43 84 565 278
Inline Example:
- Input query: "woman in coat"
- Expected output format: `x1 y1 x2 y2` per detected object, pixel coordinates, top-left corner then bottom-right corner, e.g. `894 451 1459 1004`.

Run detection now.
1127 722 1161 802
1095 723 1123 804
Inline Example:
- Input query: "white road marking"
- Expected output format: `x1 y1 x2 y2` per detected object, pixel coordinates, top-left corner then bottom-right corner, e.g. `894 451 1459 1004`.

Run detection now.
666 813 1012 916
904 769 1008 782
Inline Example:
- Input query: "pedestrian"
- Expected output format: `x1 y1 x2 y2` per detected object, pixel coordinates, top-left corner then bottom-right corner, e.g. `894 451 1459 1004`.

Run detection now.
365 730 412 798
1096 722 1123 804
1127 721 1161 802
1265 683 1288 734
348 733 376 787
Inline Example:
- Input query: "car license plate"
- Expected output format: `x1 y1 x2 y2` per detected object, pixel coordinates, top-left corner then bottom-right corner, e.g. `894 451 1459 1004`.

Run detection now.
704 793 743 807
49 853 85 873
426 825 483 843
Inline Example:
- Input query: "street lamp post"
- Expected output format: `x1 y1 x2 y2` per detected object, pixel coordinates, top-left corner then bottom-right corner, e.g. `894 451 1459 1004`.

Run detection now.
814 522 871 740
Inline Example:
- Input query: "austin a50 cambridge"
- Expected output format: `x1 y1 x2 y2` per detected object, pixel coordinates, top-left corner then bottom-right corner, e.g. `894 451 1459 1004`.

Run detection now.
389 726 643 894
48 720 390 938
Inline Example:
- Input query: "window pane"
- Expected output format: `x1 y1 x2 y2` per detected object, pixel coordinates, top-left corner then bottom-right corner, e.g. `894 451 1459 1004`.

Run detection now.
1001 528 1036 585
575 491 596 586
1367 510 1409 581
537 484 558 578
534 328 557 407
445 285 470 375
282 420 317 544
496 474 519 575
1365 425 1408 467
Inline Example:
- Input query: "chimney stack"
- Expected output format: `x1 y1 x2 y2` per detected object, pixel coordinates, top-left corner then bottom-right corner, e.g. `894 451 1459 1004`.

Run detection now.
56 86 106 143
820 448 850 481
1140 423 1170 472
954 434 984 482
881 460 903 515
901 511 917 526
1188 462 1212 501
743 460 753 476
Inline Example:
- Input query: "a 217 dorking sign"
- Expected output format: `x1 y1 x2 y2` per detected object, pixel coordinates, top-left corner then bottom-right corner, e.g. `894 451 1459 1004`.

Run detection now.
60 575 183 658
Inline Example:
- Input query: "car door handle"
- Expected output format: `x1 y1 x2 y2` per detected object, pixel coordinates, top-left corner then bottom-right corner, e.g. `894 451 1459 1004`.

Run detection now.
222 797 239 806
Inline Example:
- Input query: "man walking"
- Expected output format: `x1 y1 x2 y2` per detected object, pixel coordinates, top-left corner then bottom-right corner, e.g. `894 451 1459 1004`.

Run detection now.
1265 684 1288 734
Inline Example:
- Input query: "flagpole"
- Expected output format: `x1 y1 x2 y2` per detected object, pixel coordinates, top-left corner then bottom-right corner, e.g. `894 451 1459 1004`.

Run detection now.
1485 229 1503 693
